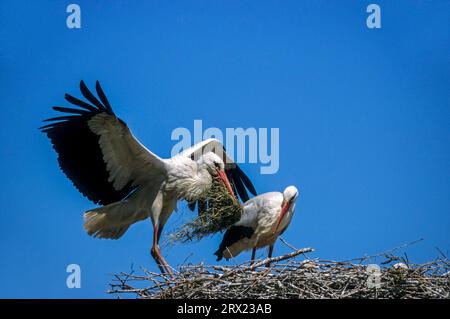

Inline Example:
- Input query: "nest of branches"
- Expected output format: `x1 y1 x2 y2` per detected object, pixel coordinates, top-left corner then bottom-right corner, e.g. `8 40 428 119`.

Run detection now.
168 178 243 243
108 245 450 299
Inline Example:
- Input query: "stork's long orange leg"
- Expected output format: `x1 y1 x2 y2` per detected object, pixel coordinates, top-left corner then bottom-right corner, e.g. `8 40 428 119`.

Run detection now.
150 246 166 275
151 224 175 281
150 224 166 275
266 244 274 267
250 247 256 265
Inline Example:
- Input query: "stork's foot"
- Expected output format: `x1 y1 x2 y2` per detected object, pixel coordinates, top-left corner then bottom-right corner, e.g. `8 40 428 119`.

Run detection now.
151 247 167 274
151 246 176 282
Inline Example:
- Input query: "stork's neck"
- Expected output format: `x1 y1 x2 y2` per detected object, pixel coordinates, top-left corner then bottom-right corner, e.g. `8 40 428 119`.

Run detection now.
189 163 213 198
167 158 213 201
277 202 296 232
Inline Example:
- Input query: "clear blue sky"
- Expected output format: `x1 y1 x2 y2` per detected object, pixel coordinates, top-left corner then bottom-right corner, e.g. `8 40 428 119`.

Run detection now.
0 1 449 298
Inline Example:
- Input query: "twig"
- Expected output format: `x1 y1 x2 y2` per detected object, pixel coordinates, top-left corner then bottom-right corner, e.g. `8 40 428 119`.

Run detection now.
108 244 450 299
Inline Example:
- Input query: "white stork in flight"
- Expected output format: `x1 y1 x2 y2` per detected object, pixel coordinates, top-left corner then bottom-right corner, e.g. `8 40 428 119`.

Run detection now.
214 186 298 265
41 81 256 279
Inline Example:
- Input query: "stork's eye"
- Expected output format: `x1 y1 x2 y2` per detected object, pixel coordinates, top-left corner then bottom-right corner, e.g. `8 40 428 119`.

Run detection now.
214 162 221 168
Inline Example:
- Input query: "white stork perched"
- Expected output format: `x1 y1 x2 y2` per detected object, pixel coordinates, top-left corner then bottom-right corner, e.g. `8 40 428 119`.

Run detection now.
40 81 256 279
214 186 298 264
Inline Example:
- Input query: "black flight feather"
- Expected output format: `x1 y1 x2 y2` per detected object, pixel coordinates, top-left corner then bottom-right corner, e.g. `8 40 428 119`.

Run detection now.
52 106 90 115
64 93 98 112
79 80 106 111
234 165 257 196
214 225 255 261
41 80 135 205
95 80 113 113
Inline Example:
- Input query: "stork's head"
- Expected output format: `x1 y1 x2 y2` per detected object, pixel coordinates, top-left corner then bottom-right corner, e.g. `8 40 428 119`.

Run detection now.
198 152 236 201
200 152 225 172
275 185 299 232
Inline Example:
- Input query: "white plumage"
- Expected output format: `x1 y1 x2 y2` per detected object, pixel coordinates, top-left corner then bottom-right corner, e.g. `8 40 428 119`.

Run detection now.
215 186 299 263
41 81 256 279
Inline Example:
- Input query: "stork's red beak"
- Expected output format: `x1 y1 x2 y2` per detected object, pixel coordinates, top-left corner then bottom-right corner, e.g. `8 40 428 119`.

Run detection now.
217 169 237 203
275 200 290 233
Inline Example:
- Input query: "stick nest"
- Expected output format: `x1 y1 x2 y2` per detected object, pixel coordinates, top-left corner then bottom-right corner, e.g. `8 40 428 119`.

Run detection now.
168 178 243 243
108 247 450 299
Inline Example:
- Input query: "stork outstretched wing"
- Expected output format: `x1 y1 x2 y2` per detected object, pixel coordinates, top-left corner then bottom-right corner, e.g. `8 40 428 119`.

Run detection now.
41 81 166 205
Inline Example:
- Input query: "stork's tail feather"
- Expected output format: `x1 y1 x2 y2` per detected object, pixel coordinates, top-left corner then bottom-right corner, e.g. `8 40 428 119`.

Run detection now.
83 210 130 239
83 201 146 239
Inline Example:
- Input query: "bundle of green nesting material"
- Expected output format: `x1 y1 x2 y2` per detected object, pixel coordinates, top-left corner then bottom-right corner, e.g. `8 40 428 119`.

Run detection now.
169 177 243 243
